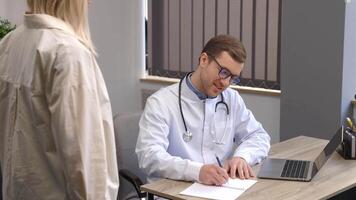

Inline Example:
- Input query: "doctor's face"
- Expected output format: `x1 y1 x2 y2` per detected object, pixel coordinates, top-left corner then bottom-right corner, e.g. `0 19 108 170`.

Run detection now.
199 51 244 97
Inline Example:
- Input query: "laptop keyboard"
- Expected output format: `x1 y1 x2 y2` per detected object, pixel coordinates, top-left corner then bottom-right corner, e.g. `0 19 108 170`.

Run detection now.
281 160 309 179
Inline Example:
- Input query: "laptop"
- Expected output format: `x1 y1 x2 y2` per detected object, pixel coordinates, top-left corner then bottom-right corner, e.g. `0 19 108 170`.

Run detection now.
258 127 343 182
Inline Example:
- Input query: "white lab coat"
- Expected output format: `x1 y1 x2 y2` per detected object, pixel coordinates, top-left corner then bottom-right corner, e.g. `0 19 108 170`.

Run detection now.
136 77 270 183
0 14 119 199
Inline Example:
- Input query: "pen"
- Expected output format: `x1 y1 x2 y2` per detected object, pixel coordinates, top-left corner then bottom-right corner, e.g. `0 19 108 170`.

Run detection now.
215 154 223 168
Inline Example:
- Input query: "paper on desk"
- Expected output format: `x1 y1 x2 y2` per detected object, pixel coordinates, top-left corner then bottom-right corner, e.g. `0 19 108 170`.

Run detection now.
179 178 257 200
223 178 257 190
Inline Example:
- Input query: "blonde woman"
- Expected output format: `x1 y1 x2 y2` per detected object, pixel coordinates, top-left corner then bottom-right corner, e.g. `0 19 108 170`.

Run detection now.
0 0 119 199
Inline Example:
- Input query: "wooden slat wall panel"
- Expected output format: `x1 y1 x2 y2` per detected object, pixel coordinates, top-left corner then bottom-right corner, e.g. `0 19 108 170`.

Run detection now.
228 0 242 39
163 0 169 71
217 0 228 35
204 0 216 45
168 0 180 72
255 0 267 80
192 0 204 68
267 0 279 82
241 0 253 79
180 0 193 72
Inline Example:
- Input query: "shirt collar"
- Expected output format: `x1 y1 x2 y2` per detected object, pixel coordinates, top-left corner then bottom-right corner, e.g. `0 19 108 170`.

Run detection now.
186 73 215 100
23 14 86 46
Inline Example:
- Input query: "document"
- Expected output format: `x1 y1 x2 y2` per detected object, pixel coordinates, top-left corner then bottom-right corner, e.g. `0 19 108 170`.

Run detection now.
179 178 257 200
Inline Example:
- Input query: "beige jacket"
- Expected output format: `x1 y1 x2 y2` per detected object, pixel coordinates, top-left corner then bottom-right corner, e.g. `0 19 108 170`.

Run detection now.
0 14 119 200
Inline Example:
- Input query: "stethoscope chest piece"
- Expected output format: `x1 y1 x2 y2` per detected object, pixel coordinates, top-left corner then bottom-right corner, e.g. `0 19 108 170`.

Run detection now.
183 130 193 142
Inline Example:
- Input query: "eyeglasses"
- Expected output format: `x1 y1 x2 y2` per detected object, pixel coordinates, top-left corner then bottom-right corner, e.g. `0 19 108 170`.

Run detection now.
209 55 241 85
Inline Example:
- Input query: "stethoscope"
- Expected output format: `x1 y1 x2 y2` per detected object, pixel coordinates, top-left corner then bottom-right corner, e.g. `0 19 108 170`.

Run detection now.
179 72 230 144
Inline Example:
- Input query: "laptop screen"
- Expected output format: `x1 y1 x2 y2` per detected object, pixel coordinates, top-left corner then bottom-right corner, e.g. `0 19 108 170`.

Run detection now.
313 127 343 170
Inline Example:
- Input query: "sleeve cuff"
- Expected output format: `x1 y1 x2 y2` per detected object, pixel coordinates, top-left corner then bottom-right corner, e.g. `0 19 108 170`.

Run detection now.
233 152 254 165
185 161 204 182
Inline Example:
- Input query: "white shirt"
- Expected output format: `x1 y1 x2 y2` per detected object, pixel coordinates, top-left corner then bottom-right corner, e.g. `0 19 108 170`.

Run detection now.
0 14 119 199
136 76 271 183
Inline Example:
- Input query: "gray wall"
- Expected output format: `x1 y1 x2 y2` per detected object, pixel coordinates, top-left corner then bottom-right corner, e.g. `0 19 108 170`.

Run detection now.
89 0 144 114
0 1 4 18
280 0 356 140
0 0 26 24
342 2 356 122
241 93 280 144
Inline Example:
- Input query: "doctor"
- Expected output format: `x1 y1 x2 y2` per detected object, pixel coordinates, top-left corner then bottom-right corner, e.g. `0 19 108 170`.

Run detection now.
136 35 270 186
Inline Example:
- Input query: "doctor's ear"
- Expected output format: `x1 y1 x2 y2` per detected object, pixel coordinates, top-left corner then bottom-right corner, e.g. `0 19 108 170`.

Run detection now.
199 53 210 68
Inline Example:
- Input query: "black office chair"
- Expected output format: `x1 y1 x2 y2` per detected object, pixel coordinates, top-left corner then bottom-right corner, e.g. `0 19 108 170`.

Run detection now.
113 112 153 200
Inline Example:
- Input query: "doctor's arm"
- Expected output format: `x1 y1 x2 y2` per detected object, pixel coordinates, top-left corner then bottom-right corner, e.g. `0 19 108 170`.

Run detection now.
225 95 271 179
136 96 228 185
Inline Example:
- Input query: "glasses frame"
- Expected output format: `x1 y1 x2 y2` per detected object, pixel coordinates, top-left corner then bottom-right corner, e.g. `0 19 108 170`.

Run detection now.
208 54 241 85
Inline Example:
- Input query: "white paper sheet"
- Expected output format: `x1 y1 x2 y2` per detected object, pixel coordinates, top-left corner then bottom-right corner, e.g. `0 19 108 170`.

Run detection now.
179 178 257 200
223 178 257 190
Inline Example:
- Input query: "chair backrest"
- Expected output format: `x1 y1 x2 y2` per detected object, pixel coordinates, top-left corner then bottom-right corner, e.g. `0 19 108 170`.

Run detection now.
114 112 146 200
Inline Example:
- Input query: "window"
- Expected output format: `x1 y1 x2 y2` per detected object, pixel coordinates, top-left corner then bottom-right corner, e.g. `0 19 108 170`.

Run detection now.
146 0 281 90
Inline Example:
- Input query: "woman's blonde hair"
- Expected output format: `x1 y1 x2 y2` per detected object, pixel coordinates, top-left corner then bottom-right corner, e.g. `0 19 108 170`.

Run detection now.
27 0 96 53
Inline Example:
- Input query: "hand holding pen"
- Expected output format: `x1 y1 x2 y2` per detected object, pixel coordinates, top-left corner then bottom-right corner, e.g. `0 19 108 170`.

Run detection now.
199 164 229 186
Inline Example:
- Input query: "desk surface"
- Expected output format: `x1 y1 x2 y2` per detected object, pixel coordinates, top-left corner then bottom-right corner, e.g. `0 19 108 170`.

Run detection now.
141 136 356 200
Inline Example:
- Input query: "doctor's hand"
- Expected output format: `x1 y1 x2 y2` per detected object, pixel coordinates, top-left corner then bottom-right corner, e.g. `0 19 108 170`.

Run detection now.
199 164 229 186
224 156 255 179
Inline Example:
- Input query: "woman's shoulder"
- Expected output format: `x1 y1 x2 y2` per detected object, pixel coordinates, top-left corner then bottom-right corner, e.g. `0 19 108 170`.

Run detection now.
37 28 91 58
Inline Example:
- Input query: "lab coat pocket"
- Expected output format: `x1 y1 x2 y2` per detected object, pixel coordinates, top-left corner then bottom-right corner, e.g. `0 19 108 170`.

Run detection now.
213 120 232 145
213 120 234 159
213 107 232 142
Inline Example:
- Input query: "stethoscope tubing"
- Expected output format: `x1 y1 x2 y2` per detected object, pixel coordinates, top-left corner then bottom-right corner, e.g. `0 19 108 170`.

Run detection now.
178 73 189 132
179 72 229 143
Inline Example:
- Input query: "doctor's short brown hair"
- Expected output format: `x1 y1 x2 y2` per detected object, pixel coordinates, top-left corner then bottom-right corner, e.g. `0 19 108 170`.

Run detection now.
202 35 246 64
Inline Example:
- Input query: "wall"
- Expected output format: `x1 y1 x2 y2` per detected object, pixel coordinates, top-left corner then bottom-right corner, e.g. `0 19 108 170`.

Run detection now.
280 0 346 140
0 0 26 24
89 0 145 114
0 0 5 18
241 93 280 144
342 2 356 122
280 0 356 140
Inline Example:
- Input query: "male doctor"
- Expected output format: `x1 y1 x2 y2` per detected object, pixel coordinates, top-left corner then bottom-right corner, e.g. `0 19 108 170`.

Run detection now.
136 35 270 186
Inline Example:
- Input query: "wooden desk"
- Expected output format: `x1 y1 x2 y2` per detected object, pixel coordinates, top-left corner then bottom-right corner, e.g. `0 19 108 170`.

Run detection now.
141 136 356 200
